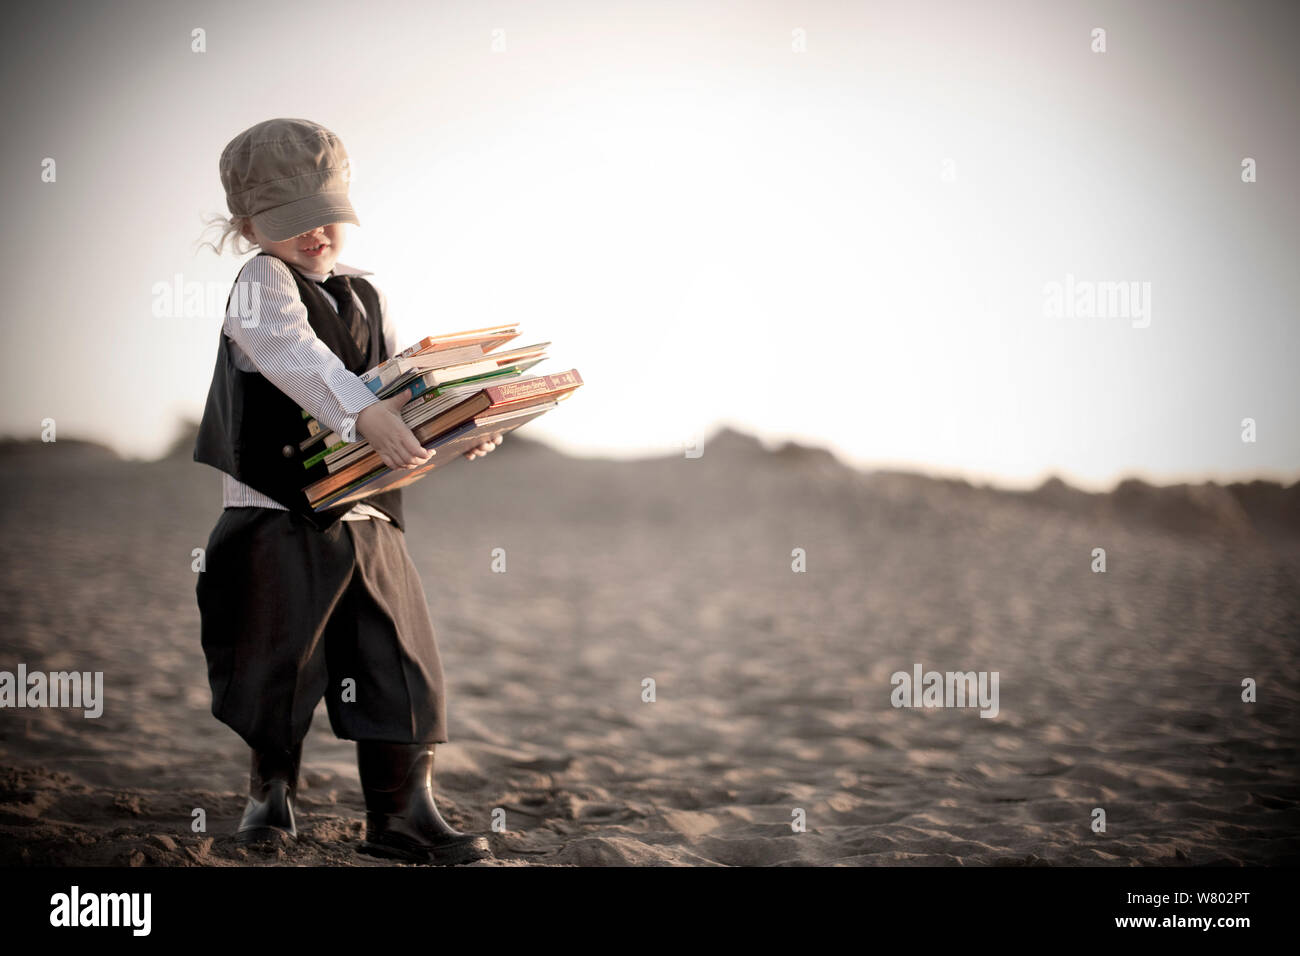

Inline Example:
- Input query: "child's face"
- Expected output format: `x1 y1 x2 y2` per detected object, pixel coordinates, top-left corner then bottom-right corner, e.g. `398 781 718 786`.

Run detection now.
243 220 346 275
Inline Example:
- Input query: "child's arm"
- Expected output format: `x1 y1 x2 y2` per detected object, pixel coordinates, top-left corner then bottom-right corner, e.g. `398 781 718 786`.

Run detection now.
224 256 430 471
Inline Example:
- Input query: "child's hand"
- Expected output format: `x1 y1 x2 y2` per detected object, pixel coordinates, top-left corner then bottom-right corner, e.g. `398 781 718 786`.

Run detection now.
355 390 434 470
464 433 504 461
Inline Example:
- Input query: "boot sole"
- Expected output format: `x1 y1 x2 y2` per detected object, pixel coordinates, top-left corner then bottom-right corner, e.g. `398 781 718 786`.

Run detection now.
234 826 296 846
359 834 492 866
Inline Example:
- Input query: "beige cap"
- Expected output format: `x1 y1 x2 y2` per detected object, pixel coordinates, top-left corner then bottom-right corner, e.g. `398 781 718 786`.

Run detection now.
220 118 360 242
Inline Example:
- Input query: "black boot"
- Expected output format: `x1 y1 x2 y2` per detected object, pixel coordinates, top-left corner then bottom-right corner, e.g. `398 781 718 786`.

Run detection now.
234 742 302 845
357 742 492 865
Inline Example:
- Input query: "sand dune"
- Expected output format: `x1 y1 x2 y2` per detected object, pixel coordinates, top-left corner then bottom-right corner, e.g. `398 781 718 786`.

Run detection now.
1 425 1297 865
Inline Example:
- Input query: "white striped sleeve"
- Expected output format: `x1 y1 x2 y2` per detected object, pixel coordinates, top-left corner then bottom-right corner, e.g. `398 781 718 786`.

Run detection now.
224 256 378 439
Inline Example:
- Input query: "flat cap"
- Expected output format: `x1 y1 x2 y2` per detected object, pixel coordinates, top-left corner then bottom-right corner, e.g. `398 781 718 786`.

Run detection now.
220 118 359 242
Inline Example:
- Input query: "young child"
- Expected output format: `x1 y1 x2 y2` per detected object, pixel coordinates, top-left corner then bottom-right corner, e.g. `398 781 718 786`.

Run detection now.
193 118 499 865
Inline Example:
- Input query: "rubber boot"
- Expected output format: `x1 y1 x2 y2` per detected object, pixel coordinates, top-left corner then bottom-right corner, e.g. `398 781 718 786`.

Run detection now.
234 742 302 845
357 741 492 865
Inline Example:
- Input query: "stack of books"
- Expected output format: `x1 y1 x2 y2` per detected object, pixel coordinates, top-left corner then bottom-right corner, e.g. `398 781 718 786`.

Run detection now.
298 322 582 511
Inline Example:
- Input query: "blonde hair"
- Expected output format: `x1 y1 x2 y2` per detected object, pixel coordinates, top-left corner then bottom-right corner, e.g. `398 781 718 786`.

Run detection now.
195 212 259 256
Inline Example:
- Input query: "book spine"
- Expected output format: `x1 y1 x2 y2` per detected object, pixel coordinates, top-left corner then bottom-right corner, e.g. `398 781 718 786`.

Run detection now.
302 439 350 470
405 375 438 402
383 335 438 365
358 337 436 387
484 369 583 405
362 361 408 391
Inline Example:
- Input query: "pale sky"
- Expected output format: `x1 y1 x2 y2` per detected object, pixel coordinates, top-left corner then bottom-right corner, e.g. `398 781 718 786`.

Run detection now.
2 0 1296 492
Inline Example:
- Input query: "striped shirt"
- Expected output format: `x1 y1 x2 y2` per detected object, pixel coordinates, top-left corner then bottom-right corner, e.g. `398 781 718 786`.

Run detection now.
220 254 393 522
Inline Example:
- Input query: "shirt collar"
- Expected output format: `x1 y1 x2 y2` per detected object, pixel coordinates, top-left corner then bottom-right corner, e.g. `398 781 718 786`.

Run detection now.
298 261 373 283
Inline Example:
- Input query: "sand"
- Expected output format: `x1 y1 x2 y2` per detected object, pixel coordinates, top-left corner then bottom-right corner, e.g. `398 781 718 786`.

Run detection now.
1 426 1297 866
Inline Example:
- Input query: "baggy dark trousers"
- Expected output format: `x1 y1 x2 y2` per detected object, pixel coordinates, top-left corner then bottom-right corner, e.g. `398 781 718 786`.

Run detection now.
195 506 449 751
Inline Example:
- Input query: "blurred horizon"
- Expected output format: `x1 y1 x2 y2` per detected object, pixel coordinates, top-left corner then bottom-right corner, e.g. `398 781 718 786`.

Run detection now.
5 413 1298 497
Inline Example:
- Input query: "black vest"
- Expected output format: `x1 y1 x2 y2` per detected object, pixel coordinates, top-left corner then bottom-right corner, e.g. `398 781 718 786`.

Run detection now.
192 253 405 533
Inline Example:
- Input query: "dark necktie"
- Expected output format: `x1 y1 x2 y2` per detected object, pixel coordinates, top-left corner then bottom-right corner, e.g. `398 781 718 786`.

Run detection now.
319 274 370 364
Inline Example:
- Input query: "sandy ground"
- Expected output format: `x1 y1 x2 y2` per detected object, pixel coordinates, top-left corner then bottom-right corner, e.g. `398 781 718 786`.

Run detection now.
1 427 1297 866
